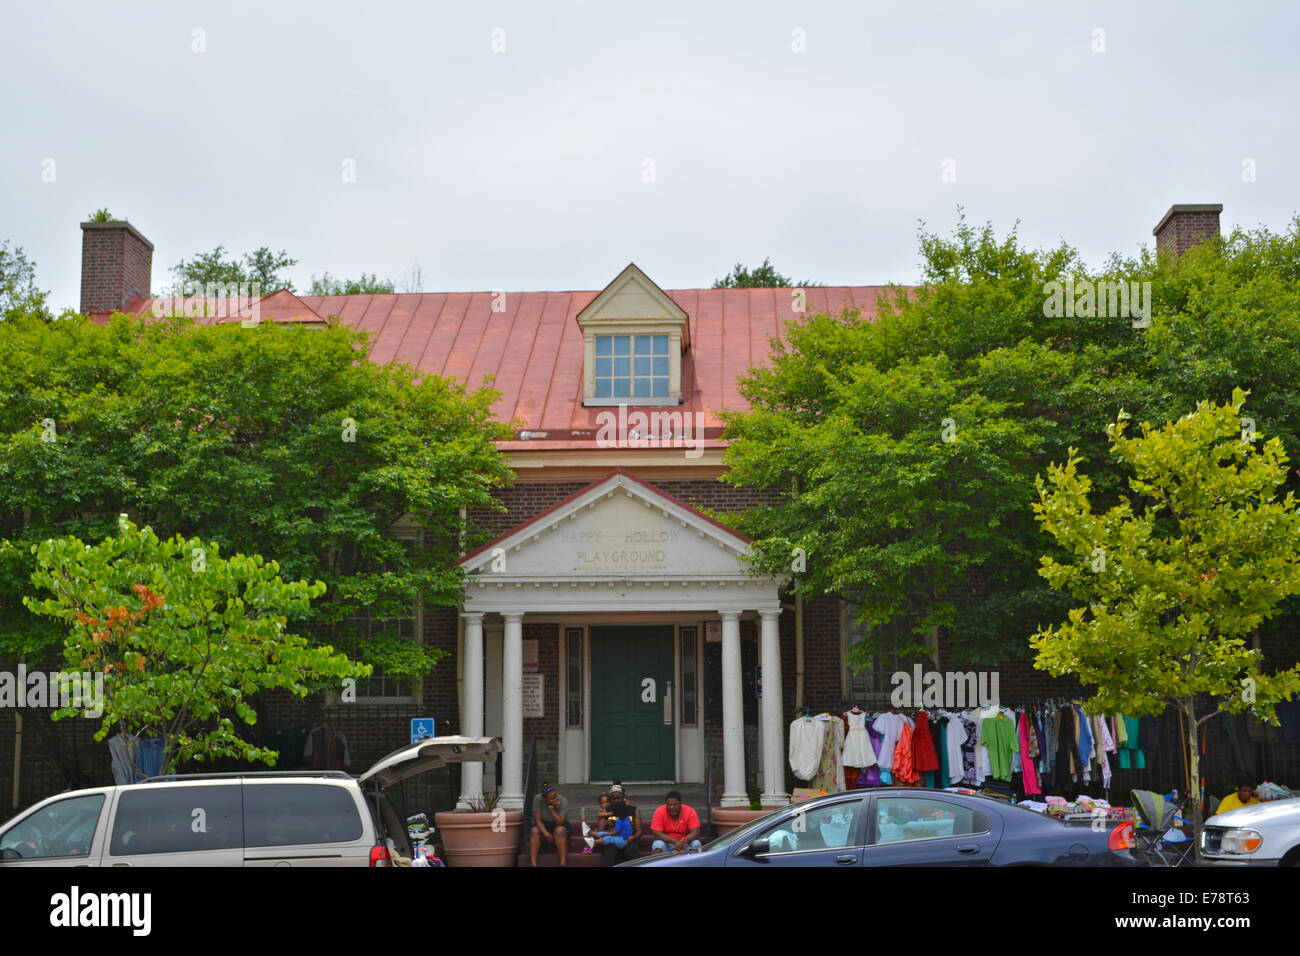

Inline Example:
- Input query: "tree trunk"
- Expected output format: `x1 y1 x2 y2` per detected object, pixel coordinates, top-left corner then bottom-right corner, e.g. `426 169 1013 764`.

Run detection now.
1179 697 1202 858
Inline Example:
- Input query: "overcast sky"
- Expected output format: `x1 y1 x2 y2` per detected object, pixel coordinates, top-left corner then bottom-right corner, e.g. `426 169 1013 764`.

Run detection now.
3 1 1298 310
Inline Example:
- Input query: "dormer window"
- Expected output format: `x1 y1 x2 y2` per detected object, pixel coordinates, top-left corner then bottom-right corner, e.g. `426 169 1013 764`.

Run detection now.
594 334 671 399
577 264 689 407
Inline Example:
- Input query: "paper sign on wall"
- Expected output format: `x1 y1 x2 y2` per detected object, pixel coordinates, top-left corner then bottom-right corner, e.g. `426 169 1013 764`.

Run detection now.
523 673 544 717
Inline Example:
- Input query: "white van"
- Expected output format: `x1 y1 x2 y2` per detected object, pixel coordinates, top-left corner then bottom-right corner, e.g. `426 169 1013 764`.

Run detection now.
0 736 500 868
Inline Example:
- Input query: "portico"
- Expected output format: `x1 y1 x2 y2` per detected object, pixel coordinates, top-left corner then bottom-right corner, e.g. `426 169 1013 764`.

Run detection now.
455 470 787 810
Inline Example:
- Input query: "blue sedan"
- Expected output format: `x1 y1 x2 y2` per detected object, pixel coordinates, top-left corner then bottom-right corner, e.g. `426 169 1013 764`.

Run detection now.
618 788 1142 867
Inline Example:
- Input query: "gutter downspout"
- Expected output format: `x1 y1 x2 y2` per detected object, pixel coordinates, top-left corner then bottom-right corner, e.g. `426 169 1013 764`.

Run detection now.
795 593 805 710
456 506 467 734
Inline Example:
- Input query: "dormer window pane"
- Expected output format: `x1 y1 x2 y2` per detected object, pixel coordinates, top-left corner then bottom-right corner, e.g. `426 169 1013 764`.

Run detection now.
594 333 670 403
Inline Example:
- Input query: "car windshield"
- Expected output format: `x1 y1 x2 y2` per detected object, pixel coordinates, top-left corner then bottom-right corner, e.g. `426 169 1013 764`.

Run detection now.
699 806 789 852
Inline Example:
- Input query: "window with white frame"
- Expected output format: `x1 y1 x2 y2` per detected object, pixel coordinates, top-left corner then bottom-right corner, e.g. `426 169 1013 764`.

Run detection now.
593 334 670 400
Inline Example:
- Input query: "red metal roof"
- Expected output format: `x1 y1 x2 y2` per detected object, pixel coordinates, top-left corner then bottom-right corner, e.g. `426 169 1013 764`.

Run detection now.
109 284 895 446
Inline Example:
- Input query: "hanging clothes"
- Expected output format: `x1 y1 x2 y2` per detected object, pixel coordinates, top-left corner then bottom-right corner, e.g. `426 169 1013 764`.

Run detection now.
944 713 968 785
912 711 940 773
811 715 846 793
108 734 141 785
933 714 950 786
1017 712 1040 796
304 723 352 771
958 712 979 785
841 710 877 768
1116 714 1144 769
981 711 1018 782
859 724 884 787
893 718 919 784
788 715 826 781
871 711 907 773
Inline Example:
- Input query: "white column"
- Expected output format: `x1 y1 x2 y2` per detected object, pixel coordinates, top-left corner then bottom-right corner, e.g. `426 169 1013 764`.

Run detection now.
759 609 788 806
498 612 525 810
720 611 747 807
457 612 484 808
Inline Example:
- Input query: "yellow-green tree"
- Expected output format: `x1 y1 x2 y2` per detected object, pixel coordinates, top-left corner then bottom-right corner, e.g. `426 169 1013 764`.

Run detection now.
1032 389 1300 826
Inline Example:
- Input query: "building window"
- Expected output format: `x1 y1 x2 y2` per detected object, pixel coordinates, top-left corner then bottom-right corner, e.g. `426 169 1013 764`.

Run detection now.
842 608 901 707
593 334 670 399
344 532 419 703
680 626 698 726
348 605 417 701
565 627 583 728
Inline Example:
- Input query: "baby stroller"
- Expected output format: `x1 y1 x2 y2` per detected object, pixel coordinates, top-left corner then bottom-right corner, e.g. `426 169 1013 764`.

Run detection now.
1129 789 1196 866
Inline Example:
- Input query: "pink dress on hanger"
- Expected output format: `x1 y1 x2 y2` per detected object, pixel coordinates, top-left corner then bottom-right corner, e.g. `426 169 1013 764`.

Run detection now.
1017 712 1041 795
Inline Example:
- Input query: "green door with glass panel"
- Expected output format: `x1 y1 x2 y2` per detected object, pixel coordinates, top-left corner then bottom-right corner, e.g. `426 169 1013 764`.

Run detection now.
590 626 675 781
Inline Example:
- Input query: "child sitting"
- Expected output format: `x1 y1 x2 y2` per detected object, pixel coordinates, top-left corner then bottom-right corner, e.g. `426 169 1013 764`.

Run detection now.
584 800 634 851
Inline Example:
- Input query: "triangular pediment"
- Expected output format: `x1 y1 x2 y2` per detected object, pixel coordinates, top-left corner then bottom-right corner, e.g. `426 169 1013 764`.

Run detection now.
459 470 751 581
576 264 689 345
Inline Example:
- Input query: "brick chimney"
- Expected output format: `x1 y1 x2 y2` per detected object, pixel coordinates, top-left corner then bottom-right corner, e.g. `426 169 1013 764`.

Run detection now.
80 219 154 314
1152 203 1222 257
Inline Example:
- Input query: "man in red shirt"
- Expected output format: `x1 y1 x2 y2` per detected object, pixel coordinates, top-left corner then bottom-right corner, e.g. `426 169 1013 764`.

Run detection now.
649 790 702 853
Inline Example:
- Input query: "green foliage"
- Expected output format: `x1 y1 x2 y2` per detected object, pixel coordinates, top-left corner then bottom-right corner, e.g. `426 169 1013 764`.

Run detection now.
308 272 396 296
170 245 299 295
25 518 369 770
712 258 822 289
0 240 52 322
86 208 117 222
1031 391 1300 719
0 313 514 684
720 210 1300 669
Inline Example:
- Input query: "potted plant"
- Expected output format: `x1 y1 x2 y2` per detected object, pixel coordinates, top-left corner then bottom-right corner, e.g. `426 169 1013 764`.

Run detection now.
712 786 784 836
434 792 525 867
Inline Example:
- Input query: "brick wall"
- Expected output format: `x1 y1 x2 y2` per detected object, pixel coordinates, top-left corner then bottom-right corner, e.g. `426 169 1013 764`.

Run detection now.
1153 204 1222 258
80 221 153 314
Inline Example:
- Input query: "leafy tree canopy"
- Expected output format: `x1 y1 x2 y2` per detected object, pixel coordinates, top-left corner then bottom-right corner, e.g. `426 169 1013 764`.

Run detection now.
0 313 514 688
26 518 369 772
719 210 1300 670
1032 391 1300 820
169 245 299 295
0 240 52 322
309 272 396 296
712 257 823 288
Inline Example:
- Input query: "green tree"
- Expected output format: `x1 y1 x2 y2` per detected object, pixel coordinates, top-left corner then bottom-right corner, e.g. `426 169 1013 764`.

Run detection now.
86 208 117 222
170 245 298 295
308 272 396 295
0 313 514 783
1032 391 1300 827
719 211 1300 672
25 518 369 772
712 257 822 288
0 240 52 322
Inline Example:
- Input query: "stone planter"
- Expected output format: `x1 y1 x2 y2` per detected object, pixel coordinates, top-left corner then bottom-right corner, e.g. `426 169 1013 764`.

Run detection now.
710 806 783 837
434 809 524 867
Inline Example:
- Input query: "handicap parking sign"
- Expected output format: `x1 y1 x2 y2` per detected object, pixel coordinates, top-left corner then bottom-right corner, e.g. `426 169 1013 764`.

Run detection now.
410 718 435 744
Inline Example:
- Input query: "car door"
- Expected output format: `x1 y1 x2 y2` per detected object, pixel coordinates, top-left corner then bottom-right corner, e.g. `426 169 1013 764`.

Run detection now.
0 790 113 867
863 793 1001 866
103 782 244 867
242 781 370 867
727 797 867 867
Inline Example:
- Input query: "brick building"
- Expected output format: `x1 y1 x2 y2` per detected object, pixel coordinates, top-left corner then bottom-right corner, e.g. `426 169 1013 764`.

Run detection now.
7 203 1295 815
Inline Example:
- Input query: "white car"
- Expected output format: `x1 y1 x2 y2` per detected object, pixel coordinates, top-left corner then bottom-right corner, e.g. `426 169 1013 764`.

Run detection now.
1199 796 1300 867
0 736 500 867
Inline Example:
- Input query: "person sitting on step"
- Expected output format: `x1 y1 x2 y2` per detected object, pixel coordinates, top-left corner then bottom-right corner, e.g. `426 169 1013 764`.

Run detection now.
585 801 634 853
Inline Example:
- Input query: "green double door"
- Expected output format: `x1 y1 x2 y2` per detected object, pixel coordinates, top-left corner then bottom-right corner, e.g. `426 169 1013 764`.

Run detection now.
589 625 675 781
